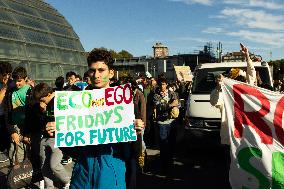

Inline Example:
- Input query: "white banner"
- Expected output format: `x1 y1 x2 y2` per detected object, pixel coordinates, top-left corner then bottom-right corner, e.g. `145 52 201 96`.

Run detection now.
222 78 284 189
54 84 136 147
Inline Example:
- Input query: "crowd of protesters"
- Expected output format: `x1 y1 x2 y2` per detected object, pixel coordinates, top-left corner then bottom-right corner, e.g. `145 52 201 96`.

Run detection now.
0 44 279 189
0 48 192 189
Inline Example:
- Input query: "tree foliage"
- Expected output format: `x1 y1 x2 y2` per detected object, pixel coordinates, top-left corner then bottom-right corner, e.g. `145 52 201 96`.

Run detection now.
95 47 133 58
270 59 284 79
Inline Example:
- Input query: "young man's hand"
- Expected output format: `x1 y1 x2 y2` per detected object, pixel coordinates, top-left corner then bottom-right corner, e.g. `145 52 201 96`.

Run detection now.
134 119 145 134
39 101 47 111
46 122 56 137
11 133 20 145
240 43 249 57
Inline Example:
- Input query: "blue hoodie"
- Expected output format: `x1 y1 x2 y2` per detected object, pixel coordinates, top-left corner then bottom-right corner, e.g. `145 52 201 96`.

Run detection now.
70 143 129 189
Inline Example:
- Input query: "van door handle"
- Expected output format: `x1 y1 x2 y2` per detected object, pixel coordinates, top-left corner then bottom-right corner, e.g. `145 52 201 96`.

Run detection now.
194 100 210 102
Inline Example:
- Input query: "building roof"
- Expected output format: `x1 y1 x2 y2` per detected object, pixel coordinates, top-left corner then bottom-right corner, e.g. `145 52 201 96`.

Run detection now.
0 0 87 84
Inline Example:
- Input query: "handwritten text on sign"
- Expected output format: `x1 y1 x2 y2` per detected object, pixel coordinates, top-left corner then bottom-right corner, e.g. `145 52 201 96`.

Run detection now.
54 84 136 147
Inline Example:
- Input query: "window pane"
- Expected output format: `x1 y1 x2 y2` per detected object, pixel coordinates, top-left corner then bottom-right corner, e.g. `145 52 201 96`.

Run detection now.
26 45 56 62
29 63 36 80
0 40 24 58
38 10 67 25
0 9 14 22
36 64 51 79
0 23 23 40
0 1 8 8
53 36 79 50
6 1 39 17
21 29 53 45
14 13 47 30
46 22 74 37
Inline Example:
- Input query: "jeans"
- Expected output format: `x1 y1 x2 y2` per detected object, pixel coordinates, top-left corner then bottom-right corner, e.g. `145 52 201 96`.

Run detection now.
0 115 9 152
158 120 176 171
40 138 71 189
9 125 26 165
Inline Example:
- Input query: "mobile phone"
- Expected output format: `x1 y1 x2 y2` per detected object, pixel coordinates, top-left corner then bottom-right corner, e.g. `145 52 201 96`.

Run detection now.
240 43 244 48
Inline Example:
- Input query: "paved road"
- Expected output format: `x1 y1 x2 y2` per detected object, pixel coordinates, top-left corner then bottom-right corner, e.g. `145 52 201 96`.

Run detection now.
137 125 232 189
0 126 231 189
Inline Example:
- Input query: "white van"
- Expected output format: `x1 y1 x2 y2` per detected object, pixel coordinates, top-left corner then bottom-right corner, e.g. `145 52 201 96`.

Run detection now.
185 61 273 135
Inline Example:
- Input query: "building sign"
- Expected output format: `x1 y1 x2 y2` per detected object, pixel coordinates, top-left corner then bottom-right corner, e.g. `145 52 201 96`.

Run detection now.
54 84 137 147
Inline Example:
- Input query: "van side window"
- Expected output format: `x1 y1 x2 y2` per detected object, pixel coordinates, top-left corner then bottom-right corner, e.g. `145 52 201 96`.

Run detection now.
192 67 271 94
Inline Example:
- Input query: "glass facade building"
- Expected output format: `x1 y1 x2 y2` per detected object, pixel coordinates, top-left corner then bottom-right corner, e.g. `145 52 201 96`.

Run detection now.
0 0 87 85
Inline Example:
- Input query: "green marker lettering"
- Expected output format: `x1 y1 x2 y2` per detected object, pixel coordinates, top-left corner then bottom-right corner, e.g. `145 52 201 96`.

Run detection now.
89 129 98 144
56 133 64 146
106 128 115 142
98 129 106 144
77 116 83 129
55 116 65 131
237 147 269 189
123 126 130 141
82 91 92 108
115 128 123 142
67 115 76 131
85 115 94 128
103 109 113 125
69 92 82 109
57 92 68 110
114 106 123 123
95 113 105 126
65 132 74 147
75 131 85 145
128 125 137 140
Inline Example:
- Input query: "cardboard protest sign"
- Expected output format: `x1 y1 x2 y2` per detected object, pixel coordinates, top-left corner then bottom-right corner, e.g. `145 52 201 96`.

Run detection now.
221 78 284 189
54 84 136 147
174 66 192 82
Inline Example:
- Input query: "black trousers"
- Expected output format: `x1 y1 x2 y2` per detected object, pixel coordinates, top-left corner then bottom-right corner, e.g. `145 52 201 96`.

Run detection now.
0 115 10 152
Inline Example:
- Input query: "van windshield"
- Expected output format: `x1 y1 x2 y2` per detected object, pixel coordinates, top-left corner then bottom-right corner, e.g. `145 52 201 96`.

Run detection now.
192 67 271 94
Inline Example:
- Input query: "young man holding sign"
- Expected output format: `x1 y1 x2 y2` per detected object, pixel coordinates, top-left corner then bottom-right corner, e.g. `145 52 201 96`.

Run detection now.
45 49 144 189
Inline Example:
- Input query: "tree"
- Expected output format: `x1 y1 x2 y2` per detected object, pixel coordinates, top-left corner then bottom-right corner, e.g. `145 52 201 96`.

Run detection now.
270 59 284 79
89 47 133 59
118 50 133 58
109 49 119 58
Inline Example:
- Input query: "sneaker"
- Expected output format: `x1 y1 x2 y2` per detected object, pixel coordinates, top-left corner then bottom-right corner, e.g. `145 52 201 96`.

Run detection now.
0 152 9 163
61 156 72 165
39 180 44 189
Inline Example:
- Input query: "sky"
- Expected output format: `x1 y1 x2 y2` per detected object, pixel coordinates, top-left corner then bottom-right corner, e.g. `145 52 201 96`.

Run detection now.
45 0 284 61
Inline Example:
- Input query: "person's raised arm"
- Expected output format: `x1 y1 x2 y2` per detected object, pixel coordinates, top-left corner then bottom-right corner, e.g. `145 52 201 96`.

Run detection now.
210 74 224 108
240 43 256 85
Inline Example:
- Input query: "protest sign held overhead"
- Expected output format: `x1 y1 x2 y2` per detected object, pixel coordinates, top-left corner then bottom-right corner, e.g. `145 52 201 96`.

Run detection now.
221 78 284 189
54 84 136 147
174 66 192 82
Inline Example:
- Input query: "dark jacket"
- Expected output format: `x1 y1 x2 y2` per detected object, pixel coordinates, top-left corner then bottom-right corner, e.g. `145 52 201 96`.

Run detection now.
132 88 146 157
153 89 179 121
63 84 81 91
5 85 33 136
